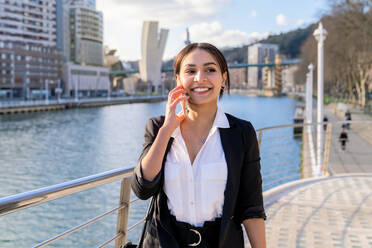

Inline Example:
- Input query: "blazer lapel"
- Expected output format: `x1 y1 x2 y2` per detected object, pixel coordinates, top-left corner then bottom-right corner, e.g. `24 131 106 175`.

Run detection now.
219 115 244 242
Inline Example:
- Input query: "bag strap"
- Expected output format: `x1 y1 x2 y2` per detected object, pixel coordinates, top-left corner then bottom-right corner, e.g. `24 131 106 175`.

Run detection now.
137 196 155 247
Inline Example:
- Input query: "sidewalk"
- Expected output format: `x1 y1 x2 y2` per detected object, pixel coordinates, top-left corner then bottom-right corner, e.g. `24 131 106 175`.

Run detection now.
248 104 372 248
325 104 372 174
259 174 372 248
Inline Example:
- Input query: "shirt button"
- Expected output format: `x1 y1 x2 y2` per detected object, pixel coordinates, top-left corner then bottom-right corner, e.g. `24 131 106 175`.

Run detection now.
190 202 194 205
189 178 192 182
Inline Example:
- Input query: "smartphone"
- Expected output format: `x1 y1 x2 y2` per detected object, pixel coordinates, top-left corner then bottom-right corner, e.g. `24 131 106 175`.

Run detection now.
174 86 188 120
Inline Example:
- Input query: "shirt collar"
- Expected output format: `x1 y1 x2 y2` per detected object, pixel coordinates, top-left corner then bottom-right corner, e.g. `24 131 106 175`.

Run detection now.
171 107 230 138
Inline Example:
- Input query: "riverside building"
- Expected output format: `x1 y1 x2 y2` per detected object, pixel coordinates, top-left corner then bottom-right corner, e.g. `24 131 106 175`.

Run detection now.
0 0 62 99
57 0 109 97
247 43 279 89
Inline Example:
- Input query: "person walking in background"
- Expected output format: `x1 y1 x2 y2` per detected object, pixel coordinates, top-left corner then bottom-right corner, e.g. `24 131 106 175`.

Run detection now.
323 116 328 131
339 127 349 150
345 110 352 130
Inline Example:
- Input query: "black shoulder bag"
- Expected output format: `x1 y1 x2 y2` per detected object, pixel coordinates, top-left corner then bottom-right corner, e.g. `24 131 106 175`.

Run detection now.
123 196 155 248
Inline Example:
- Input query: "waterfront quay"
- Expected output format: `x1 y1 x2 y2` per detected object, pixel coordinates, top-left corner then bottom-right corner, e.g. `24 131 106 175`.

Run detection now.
257 106 372 248
0 95 166 115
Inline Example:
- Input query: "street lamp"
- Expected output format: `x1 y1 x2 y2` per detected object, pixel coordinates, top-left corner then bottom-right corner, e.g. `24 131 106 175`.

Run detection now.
45 79 49 104
306 63 316 174
306 63 314 125
313 22 327 175
55 78 62 104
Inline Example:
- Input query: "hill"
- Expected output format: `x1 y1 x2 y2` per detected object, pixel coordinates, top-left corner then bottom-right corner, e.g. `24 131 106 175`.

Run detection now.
221 24 314 63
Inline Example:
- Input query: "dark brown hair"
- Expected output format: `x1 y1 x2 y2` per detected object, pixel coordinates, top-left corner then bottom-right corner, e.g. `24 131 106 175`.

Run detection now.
173 43 230 98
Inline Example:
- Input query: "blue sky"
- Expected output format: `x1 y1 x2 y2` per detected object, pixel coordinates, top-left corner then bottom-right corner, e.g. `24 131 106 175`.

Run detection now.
96 0 328 61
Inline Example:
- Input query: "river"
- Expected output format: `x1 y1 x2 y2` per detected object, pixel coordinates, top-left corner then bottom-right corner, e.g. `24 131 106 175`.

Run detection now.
0 94 299 247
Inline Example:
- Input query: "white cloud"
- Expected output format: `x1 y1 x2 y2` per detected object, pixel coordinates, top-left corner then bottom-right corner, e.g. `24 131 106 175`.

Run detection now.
250 10 257 18
187 21 269 48
276 13 288 26
100 0 231 27
97 0 232 60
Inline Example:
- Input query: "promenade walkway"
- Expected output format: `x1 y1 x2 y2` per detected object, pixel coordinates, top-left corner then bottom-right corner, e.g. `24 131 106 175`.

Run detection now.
326 105 372 174
248 105 372 248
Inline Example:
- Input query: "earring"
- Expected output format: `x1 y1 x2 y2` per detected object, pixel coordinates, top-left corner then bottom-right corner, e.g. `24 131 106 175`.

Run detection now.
221 86 225 91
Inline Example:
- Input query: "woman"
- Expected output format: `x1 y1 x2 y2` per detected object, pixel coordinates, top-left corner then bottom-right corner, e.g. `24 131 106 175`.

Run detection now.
131 43 266 248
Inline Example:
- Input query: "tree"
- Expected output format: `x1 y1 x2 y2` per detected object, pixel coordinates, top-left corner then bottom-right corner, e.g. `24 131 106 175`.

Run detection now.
296 0 372 107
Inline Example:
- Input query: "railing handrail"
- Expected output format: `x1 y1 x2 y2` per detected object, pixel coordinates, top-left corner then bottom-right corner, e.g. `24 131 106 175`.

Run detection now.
0 167 134 217
256 120 372 132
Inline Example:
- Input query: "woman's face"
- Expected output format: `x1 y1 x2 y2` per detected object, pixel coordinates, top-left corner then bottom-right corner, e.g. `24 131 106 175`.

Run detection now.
176 49 226 105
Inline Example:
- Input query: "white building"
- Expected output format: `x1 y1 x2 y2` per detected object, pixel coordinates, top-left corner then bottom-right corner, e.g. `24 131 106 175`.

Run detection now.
62 63 109 97
0 0 62 98
247 43 279 89
56 0 108 97
282 65 298 93
139 21 168 92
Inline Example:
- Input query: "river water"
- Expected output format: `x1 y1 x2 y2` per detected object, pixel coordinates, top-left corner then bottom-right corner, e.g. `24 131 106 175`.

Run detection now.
0 94 299 247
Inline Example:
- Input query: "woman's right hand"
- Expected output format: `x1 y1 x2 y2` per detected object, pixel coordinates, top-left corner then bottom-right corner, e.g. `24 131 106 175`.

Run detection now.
163 85 189 132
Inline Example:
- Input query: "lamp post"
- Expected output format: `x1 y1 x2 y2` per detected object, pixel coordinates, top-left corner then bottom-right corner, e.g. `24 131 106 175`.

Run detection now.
306 63 314 124
306 63 316 174
74 73 78 102
313 22 327 176
45 79 49 104
55 78 62 104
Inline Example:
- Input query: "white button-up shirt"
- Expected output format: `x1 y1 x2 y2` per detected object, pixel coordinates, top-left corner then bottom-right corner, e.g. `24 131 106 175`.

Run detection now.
163 108 229 227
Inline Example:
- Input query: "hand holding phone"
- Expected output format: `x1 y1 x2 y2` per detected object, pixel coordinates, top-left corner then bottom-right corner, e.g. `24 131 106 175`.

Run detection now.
163 86 189 131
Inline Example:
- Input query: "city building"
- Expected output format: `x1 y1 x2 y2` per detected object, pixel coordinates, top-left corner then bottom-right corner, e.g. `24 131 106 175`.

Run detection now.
56 0 108 97
56 0 70 62
228 67 247 89
139 21 168 92
62 63 109 97
247 43 279 89
69 5 103 66
0 0 62 98
282 64 298 93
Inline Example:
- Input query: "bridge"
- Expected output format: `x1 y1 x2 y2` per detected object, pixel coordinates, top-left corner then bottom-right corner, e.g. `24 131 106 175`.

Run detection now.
109 59 301 77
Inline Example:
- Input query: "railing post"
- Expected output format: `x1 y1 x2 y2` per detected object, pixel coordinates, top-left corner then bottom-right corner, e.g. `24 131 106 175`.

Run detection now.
322 123 332 176
258 130 263 151
115 177 132 248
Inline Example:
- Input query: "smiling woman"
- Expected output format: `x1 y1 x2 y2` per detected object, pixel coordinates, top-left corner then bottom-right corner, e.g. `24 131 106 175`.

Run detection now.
131 43 266 248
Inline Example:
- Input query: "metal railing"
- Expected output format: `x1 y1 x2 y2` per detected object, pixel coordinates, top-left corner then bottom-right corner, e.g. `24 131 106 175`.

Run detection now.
0 167 136 248
1 120 372 247
0 95 167 108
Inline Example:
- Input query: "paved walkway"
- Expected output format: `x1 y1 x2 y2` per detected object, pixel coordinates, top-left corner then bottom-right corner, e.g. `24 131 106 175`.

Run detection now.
325 105 372 174
245 105 372 248
262 174 372 248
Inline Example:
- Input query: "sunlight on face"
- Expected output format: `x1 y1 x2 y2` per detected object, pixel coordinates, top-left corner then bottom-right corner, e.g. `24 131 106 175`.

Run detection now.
177 49 226 105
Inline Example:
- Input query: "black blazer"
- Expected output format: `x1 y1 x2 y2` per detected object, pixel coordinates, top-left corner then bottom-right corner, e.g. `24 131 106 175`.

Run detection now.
131 113 266 248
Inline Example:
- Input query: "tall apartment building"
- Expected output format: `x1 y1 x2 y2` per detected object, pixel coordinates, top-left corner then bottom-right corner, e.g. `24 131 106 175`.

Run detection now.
69 6 103 66
57 0 109 97
247 43 279 89
0 0 62 98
